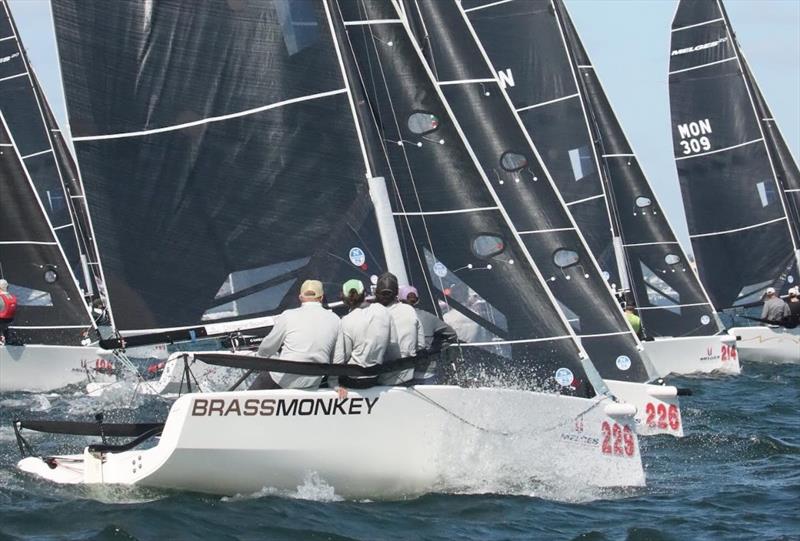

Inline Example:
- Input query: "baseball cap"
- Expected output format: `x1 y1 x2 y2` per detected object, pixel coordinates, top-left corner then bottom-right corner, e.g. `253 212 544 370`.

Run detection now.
375 272 398 295
766 287 776 295
299 279 324 299
342 279 365 295
789 286 799 296
398 285 418 301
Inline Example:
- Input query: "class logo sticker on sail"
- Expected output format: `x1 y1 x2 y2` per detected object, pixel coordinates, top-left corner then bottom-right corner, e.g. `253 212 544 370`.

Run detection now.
349 247 366 267
670 37 728 56
554 368 574 387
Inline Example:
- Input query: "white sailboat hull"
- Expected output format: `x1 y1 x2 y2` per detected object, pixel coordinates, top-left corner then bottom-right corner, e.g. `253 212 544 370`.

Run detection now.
0 344 115 392
604 380 684 437
729 326 800 363
643 334 741 378
18 386 645 498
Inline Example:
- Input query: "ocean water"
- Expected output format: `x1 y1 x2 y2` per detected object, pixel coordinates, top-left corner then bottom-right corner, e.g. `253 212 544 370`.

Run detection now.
0 361 798 541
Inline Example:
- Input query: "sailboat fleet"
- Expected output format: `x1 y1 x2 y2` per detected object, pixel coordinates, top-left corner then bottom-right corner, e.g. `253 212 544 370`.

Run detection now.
2 0 797 498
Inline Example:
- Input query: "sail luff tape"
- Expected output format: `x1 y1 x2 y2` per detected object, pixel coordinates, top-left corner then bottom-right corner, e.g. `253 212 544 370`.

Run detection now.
369 176 410 286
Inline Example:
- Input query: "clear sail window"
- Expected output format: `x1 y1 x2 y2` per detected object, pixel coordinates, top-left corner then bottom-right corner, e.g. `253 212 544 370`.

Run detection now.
43 267 58 283
472 235 505 258
407 112 440 135
635 196 652 208
756 181 777 208
553 249 580 268
640 261 680 313
500 152 528 172
273 0 320 56
664 254 681 265
203 278 296 321
213 257 310 300
568 145 595 181
7 283 52 307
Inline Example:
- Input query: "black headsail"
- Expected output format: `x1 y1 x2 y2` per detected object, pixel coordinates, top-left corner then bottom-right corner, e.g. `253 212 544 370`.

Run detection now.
0 2 99 300
0 110 94 345
50 0 387 335
396 0 654 383
669 0 800 311
463 0 722 339
332 0 610 396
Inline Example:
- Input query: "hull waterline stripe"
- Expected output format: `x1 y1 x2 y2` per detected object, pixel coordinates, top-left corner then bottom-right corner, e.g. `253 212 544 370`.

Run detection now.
437 78 496 86
675 137 762 161
669 56 736 75
393 206 498 216
343 19 401 25
637 302 712 311
623 241 679 248
515 93 579 113
0 72 25 82
671 17 724 32
690 216 787 239
518 227 575 235
72 88 348 142
0 240 57 245
566 193 605 206
463 0 517 13
21 148 52 160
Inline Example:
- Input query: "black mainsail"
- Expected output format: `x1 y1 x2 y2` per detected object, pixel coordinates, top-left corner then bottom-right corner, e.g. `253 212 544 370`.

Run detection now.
334 0 610 395
669 0 800 311
0 2 99 300
0 110 94 345
462 0 722 340
50 0 387 334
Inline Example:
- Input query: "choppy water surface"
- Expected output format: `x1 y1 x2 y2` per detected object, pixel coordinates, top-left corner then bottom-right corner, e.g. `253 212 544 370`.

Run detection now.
0 361 798 540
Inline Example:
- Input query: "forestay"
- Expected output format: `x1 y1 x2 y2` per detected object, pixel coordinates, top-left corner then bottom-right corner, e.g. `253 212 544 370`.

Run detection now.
669 0 800 310
51 0 386 334
396 0 654 383
463 0 722 339
333 0 608 396
0 111 94 345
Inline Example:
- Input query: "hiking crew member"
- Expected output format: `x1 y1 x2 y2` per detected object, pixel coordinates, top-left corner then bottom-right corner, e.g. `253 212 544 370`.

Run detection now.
0 279 17 345
250 279 340 390
761 287 790 325
399 285 458 384
786 286 800 327
332 279 393 397
374 272 423 385
624 303 643 339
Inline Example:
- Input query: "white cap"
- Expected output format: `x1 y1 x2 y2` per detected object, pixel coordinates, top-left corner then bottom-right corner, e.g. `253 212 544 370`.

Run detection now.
789 286 800 296
765 287 776 295
0 279 7 291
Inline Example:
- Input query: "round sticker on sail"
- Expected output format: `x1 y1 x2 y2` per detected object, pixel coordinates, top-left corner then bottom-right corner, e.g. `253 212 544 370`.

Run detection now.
700 315 711 325
554 367 574 387
349 247 365 267
433 261 448 277
616 355 632 371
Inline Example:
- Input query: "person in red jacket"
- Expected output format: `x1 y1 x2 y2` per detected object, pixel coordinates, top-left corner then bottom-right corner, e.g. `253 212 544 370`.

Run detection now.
0 279 18 345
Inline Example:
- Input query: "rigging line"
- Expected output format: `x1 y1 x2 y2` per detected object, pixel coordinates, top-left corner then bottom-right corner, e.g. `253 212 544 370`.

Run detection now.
515 92 580 113
671 17 724 32
359 2 441 310
668 56 736 75
689 216 787 239
674 138 762 161
0 241 57 245
20 149 52 160
52 223 74 231
459 335 573 347
0 34 15 41
408 388 511 436
72 88 348 142
637 302 712 311
410 0 439 80
463 0 517 13
0 72 25 82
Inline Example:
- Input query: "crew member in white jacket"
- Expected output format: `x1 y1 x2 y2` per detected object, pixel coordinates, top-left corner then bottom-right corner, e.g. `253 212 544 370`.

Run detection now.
250 279 340 390
374 272 423 385
332 279 393 397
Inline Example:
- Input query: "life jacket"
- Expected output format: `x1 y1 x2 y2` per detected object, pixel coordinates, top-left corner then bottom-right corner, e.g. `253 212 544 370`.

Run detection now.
0 290 17 320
